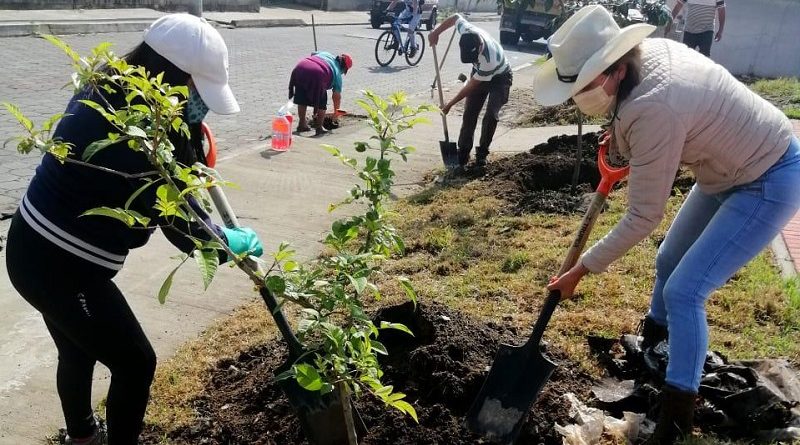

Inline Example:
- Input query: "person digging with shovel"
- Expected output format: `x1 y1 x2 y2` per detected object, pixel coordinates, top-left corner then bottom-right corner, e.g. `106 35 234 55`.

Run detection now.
428 14 512 174
288 51 353 137
5 14 263 445
538 5 800 444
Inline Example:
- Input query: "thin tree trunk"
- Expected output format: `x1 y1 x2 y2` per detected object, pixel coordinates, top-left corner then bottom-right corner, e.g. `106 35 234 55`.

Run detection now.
338 382 359 445
571 110 583 191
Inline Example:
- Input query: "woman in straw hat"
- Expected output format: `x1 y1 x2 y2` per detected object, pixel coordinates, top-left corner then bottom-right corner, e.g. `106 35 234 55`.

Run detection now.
6 14 263 445
540 5 800 444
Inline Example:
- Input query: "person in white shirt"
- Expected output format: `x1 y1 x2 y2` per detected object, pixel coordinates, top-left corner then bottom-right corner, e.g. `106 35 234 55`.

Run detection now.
428 14 513 171
670 0 726 56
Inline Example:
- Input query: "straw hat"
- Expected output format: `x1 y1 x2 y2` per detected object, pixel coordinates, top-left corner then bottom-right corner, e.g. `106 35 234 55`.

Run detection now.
533 5 655 106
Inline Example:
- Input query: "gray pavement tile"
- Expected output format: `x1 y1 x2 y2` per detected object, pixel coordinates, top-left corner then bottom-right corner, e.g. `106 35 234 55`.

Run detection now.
0 22 543 210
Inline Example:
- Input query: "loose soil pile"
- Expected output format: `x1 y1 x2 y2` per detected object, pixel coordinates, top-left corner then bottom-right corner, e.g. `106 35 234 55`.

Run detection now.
485 132 603 214
473 132 693 215
140 302 594 445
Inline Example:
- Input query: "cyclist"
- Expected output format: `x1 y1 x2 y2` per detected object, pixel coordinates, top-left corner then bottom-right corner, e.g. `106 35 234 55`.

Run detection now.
386 0 423 57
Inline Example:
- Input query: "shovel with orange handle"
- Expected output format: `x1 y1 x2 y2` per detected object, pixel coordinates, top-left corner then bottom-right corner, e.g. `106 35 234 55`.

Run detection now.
465 133 629 444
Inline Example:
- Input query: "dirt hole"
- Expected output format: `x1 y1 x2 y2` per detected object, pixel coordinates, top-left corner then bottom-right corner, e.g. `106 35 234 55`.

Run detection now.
141 302 594 445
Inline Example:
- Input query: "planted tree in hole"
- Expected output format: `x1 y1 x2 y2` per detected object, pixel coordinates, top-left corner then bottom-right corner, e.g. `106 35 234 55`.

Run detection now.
269 91 435 421
4 36 431 423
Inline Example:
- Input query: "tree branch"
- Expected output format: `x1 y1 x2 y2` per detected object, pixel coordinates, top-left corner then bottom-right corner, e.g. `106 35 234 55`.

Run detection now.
63 157 158 179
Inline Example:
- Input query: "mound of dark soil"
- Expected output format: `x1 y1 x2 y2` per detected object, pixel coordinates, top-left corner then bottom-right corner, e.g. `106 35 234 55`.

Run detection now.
141 302 594 445
476 133 695 215
486 132 603 214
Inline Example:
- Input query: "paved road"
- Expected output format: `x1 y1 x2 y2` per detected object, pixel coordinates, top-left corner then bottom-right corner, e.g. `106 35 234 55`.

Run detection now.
0 23 546 216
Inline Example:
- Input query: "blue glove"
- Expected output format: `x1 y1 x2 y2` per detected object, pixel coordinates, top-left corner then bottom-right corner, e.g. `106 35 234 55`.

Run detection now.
221 227 264 259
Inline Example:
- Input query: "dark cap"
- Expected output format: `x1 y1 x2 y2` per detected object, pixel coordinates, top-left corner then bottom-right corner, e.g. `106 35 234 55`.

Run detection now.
459 33 481 64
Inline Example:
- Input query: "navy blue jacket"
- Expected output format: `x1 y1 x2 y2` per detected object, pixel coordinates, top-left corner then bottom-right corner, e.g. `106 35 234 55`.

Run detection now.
21 88 222 272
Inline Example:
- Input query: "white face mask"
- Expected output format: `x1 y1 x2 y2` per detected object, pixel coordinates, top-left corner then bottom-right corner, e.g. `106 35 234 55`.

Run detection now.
573 75 615 116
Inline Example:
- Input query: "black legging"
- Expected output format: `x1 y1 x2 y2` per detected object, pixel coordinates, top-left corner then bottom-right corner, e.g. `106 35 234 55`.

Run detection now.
6 212 156 444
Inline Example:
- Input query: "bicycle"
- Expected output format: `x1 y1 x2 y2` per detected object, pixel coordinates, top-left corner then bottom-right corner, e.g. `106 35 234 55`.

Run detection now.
374 22 426 67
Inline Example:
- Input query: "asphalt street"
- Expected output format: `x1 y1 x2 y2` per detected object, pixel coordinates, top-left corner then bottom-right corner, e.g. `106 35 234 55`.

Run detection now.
0 23 546 216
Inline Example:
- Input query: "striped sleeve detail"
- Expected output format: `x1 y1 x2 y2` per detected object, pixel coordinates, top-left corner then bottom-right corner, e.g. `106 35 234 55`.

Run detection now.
455 15 469 33
473 30 509 81
20 195 126 271
684 2 718 33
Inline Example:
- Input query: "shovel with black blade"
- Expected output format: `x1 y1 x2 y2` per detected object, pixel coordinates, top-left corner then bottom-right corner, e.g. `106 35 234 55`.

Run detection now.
465 135 630 444
200 123 366 445
431 43 460 170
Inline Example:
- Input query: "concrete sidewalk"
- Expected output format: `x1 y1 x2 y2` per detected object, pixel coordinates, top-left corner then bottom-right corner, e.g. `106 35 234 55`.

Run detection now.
0 6 499 37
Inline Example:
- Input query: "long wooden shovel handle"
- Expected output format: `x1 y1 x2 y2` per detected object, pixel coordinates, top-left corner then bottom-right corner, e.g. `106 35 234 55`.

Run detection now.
527 136 630 346
430 29 456 89
207 185 305 357
200 124 304 356
431 44 451 141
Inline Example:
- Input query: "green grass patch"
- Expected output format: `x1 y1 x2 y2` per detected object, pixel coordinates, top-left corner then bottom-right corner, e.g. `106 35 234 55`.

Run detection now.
747 77 800 119
386 178 800 372
501 251 530 273
785 106 800 119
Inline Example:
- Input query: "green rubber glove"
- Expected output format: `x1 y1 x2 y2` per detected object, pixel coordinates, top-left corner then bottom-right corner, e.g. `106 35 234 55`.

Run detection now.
221 227 263 260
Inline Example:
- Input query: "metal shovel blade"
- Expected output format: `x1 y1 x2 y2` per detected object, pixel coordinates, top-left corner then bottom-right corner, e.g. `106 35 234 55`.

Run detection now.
465 290 562 444
439 140 459 169
465 343 555 444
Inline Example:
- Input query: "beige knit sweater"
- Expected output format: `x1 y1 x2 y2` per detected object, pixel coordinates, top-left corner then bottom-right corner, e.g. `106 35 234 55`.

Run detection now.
580 38 793 273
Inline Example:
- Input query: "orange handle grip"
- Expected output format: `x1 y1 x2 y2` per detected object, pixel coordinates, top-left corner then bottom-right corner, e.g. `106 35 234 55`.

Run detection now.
596 135 629 196
200 122 217 168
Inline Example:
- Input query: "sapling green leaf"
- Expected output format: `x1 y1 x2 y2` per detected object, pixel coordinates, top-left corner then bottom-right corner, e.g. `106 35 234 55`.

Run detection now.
80 207 138 227
159 254 189 304
397 277 418 307
194 248 219 291
379 321 414 336
295 363 324 391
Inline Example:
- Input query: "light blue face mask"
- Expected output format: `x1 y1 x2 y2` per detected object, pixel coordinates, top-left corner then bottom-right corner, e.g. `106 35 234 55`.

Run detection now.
185 86 210 124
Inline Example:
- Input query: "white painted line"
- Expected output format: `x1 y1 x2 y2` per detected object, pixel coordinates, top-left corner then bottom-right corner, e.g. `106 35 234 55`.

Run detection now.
513 62 533 72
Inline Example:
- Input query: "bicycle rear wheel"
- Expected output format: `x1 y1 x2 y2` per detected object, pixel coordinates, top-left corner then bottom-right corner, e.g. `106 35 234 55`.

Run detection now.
405 31 426 66
375 30 398 67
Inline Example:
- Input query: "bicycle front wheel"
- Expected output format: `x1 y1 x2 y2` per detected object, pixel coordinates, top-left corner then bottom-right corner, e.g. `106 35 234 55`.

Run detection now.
375 30 398 67
405 31 426 66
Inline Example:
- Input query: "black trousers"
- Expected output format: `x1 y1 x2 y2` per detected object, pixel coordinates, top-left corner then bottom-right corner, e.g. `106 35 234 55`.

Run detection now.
458 70 512 166
683 30 714 57
6 212 156 445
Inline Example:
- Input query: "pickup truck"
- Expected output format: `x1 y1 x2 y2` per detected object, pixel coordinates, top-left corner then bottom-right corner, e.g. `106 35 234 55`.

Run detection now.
499 0 563 45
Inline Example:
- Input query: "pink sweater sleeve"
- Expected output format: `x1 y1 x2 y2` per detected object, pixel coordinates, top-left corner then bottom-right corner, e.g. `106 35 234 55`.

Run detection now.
580 101 686 273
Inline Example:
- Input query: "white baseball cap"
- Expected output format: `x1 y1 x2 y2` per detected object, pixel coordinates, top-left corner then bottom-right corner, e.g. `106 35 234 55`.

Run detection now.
144 14 240 114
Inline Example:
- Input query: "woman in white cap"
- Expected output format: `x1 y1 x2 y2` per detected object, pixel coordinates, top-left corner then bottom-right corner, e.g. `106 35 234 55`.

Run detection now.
539 5 800 444
6 14 262 445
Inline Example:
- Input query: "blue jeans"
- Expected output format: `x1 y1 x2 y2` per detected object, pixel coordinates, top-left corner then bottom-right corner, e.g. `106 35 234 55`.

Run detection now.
392 8 420 54
648 136 800 392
